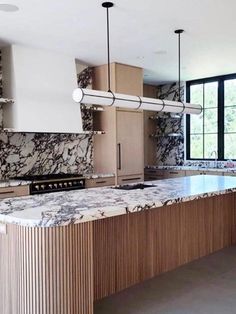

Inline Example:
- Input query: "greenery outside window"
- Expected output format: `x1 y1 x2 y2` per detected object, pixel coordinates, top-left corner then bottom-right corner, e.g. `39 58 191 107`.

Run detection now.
186 73 236 160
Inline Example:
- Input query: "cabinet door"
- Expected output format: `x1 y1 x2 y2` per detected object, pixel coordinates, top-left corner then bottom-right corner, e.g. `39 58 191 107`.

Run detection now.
117 110 144 177
164 170 186 178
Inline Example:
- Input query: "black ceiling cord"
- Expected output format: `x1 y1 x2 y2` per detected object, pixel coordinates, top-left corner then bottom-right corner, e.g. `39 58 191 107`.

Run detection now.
174 29 184 102
102 2 114 93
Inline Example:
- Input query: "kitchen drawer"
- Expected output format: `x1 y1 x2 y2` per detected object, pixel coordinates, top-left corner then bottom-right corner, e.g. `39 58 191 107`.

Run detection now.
144 175 164 181
85 177 115 188
0 185 30 199
164 170 186 178
117 174 144 185
204 171 224 176
185 170 199 176
224 172 236 176
144 169 165 181
196 171 224 176
144 169 165 176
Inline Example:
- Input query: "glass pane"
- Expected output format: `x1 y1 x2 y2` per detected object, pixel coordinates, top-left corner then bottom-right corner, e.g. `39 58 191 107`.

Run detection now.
225 79 236 107
204 82 218 108
190 84 203 106
225 134 236 159
204 108 218 133
190 135 203 159
204 134 218 159
225 107 236 132
190 112 203 134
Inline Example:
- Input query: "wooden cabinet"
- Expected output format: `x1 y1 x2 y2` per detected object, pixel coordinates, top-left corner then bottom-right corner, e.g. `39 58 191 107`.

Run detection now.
85 177 115 188
93 63 144 185
204 170 224 176
144 169 186 180
185 170 199 176
117 110 144 178
144 169 165 181
0 185 29 199
224 172 236 176
164 170 186 178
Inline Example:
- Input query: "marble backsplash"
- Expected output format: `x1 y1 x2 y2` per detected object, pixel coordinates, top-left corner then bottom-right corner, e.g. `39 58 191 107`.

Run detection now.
155 83 185 166
0 55 94 179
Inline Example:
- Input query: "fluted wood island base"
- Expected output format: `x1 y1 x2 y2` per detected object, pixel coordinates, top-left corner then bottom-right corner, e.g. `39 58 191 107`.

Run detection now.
1 193 236 314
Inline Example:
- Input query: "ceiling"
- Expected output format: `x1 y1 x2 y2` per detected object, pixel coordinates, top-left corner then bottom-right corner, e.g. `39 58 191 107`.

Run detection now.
1 0 236 84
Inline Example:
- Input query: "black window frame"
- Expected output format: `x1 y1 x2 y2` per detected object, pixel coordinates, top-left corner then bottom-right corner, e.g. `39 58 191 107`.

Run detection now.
186 73 236 161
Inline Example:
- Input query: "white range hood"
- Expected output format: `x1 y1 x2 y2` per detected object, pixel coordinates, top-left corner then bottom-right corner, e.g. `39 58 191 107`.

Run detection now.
1 45 83 133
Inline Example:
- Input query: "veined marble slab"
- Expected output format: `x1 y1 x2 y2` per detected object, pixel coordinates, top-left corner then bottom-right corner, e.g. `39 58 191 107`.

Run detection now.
146 165 236 173
1 175 236 228
0 180 31 188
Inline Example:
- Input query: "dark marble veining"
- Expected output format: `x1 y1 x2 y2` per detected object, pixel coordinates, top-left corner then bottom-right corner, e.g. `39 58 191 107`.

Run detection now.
156 82 185 166
1 175 236 227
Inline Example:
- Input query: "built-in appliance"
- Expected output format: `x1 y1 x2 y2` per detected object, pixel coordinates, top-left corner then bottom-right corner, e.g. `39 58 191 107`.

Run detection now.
15 174 85 195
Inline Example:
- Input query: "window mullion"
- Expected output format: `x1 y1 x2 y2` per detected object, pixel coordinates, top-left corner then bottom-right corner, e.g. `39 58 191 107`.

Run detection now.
218 79 224 160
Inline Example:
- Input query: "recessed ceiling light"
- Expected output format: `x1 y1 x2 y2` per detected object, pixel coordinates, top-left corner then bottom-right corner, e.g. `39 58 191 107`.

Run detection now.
0 4 19 12
154 50 167 55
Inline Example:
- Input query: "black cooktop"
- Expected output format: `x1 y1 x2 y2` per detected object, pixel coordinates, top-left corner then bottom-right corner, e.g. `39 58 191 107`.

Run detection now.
14 173 83 182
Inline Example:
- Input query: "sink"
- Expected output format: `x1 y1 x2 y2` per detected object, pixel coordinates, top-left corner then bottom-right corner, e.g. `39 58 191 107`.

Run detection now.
113 183 155 190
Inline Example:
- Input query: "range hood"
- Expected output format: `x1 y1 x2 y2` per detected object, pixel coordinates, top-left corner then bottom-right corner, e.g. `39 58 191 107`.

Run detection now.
1 45 83 133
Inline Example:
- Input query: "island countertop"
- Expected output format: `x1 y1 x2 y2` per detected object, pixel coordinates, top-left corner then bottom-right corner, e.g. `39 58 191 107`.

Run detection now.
1 175 236 227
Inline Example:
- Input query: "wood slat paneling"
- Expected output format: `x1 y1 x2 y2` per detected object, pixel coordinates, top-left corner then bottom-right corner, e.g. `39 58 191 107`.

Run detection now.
93 193 236 300
0 223 93 314
1 192 236 312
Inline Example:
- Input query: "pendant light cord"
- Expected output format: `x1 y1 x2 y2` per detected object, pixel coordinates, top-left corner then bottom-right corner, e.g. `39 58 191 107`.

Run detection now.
178 33 181 102
106 6 111 92
175 29 184 102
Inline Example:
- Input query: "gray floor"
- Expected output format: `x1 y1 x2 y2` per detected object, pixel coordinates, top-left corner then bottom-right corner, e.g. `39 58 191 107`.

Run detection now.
95 246 236 314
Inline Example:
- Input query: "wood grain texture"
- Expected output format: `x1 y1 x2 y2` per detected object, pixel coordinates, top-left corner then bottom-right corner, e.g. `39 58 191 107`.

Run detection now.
93 193 236 300
0 223 93 314
1 193 236 312
0 185 29 199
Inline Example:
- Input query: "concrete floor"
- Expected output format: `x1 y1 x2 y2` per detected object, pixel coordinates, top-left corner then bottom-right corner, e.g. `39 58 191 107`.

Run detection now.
95 246 236 314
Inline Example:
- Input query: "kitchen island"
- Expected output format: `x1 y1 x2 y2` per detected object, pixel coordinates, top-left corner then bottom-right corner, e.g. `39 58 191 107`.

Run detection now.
1 175 236 314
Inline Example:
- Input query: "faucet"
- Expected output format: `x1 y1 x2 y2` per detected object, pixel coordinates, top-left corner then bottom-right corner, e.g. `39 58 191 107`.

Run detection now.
210 150 218 168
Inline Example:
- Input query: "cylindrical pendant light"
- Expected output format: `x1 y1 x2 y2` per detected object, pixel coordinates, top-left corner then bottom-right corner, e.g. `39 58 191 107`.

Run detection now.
73 88 202 114
72 3 202 115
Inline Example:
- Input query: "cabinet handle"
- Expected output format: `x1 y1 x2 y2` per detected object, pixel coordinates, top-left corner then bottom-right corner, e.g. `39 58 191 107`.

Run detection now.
95 181 106 184
169 171 179 174
118 143 121 170
0 190 15 195
122 177 141 182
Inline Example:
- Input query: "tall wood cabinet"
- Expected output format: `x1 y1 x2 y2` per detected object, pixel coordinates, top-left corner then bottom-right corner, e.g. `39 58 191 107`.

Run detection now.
93 63 144 185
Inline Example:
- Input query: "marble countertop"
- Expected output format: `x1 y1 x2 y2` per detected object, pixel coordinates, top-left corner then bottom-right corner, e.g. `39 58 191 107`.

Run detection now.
145 165 236 173
0 180 31 188
1 175 236 228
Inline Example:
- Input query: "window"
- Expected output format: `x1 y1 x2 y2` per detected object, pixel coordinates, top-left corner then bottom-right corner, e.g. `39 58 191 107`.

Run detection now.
186 74 236 160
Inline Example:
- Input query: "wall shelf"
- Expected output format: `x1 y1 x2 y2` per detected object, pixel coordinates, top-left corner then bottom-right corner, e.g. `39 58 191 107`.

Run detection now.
150 133 183 139
149 113 182 121
0 98 14 104
81 104 104 112
83 131 106 135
